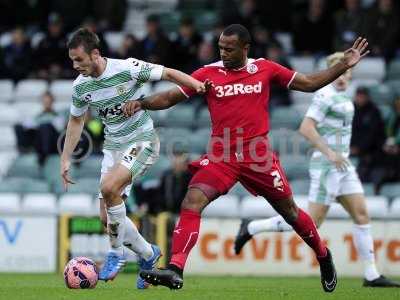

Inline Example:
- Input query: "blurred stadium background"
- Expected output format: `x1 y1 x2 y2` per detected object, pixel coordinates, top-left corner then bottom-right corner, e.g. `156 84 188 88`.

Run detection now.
0 0 400 296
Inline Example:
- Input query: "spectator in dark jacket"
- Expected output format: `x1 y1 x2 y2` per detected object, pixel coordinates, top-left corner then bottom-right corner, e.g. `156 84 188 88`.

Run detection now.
157 152 192 214
188 41 217 72
14 91 64 165
34 13 68 79
114 34 142 60
350 87 386 183
81 18 110 57
292 0 334 55
333 0 365 51
266 41 292 107
133 152 192 215
380 96 400 182
362 0 399 61
172 17 203 73
384 98 400 151
3 27 32 81
249 26 273 59
139 14 173 66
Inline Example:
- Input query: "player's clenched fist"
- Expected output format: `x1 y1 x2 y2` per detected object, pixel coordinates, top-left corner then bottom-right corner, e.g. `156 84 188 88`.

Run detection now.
192 78 214 94
193 80 207 94
122 100 142 117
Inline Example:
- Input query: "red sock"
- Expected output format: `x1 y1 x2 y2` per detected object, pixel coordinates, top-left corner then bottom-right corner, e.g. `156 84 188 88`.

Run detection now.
170 208 201 270
290 208 327 258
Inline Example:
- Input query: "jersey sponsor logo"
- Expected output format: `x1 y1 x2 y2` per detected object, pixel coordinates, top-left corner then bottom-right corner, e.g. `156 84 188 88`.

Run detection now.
84 94 92 102
131 59 140 67
98 103 123 118
116 85 126 95
200 159 209 166
174 228 182 234
215 81 262 98
247 63 258 74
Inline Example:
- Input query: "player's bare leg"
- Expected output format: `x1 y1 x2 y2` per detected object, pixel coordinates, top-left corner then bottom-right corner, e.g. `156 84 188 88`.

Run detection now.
140 188 211 289
267 196 337 293
234 201 330 254
307 202 330 228
338 194 400 287
99 198 155 265
99 166 160 287
100 166 132 256
234 215 291 254
98 165 131 280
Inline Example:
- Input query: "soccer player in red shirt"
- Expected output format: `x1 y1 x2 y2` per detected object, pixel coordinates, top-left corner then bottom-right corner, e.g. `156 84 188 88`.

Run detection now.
123 24 369 292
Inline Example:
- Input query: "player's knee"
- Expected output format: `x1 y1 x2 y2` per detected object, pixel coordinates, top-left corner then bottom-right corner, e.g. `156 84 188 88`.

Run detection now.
353 208 370 225
181 193 201 212
100 181 119 202
278 199 299 224
313 216 323 228
283 207 299 224
181 189 208 212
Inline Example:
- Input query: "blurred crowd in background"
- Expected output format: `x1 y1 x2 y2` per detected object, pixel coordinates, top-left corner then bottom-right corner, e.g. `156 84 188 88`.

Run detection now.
1 0 399 81
1 0 400 215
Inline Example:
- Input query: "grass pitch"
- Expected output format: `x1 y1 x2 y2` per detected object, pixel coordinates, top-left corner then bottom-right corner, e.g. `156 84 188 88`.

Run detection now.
0 273 399 300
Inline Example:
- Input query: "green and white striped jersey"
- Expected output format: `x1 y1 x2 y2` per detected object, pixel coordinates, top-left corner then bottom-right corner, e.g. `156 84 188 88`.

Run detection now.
70 58 164 150
306 84 354 167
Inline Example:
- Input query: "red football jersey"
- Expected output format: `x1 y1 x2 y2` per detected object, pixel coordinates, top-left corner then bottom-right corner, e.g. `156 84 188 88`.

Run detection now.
179 58 296 151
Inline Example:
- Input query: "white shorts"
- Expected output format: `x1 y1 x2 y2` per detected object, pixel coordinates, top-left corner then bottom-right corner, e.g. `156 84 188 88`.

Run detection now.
98 137 160 199
308 165 364 205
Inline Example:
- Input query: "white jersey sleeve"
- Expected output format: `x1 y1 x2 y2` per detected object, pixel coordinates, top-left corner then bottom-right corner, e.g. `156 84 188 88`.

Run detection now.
126 58 164 82
305 89 332 123
70 89 89 117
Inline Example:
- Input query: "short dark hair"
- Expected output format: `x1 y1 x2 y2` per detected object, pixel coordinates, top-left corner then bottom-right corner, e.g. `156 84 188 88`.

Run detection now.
67 28 100 54
222 24 251 45
356 86 369 95
147 14 160 23
180 16 194 26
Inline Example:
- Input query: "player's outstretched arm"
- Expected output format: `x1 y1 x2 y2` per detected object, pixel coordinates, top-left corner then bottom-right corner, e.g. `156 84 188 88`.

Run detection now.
162 68 207 93
290 37 369 92
123 79 213 116
60 114 85 190
299 117 349 171
123 87 186 116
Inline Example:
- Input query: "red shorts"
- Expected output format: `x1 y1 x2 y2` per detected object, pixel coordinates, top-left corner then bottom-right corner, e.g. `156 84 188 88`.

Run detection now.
188 149 292 201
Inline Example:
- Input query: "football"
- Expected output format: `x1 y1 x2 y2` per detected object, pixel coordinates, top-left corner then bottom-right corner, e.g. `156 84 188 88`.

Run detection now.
64 257 98 289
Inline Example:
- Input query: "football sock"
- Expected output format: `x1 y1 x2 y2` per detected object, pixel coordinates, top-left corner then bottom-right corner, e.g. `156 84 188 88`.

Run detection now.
248 215 293 235
170 209 201 270
124 216 153 260
122 245 138 261
289 208 327 258
353 224 380 281
168 263 184 277
106 202 126 256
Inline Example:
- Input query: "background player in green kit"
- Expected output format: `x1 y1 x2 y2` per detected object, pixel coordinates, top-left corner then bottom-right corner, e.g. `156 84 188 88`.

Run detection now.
234 52 400 288
60 28 208 288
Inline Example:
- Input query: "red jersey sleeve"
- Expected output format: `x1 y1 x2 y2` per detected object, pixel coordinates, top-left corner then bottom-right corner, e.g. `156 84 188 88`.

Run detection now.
177 67 207 98
268 60 297 89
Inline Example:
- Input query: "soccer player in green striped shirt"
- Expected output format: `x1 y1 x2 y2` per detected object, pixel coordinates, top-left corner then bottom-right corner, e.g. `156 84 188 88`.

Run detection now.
234 52 400 287
60 28 208 288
